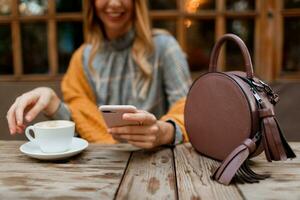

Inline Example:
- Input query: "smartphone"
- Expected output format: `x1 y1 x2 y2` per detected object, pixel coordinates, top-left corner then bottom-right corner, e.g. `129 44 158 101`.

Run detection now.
99 105 138 128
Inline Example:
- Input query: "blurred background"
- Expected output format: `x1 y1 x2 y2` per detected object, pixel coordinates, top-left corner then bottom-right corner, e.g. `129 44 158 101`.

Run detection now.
0 0 299 140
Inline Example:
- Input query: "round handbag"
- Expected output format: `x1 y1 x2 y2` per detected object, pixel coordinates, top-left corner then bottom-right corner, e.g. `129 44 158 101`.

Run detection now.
184 34 296 185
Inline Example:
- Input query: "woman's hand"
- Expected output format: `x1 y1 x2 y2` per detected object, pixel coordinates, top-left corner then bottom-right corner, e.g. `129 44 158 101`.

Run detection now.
109 111 175 149
6 87 61 135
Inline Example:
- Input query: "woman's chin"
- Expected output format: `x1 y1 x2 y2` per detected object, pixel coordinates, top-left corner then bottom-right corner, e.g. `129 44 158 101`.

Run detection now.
104 24 132 39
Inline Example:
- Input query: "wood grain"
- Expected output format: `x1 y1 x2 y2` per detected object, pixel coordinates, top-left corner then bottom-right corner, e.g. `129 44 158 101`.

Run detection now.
237 142 300 200
174 143 243 200
0 141 131 200
1 141 299 199
116 148 176 200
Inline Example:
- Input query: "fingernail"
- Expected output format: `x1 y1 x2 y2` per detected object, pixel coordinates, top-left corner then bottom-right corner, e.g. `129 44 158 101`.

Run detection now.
123 114 129 119
26 115 31 121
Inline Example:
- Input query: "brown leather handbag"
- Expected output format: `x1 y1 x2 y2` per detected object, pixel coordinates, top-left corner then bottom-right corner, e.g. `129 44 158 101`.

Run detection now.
184 34 296 185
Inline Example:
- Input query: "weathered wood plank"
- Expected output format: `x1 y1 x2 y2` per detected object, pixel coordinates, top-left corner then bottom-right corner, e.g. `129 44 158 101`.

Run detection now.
2 141 300 199
116 148 176 200
237 142 300 200
174 143 243 200
0 141 132 200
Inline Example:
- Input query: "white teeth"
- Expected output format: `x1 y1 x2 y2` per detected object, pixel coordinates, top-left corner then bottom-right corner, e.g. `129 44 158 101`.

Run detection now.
107 13 122 17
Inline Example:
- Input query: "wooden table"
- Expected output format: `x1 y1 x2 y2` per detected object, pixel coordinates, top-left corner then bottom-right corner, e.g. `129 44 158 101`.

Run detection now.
0 141 299 200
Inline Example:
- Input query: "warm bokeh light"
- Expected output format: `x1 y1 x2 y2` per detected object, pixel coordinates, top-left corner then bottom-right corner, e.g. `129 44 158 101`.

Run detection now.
185 20 192 28
184 0 207 28
185 0 207 13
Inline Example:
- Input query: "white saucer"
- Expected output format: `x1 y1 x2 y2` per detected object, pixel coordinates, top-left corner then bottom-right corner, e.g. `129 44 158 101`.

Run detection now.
20 137 89 160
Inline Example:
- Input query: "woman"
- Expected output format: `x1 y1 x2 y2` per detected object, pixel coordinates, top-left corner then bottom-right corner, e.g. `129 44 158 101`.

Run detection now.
6 0 191 149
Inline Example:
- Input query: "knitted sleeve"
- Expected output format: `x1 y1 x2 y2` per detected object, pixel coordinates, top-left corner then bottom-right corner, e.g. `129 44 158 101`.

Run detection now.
158 35 191 143
61 45 116 144
160 98 189 143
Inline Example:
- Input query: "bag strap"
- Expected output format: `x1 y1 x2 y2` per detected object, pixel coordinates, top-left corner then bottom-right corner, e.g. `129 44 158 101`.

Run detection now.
209 34 254 79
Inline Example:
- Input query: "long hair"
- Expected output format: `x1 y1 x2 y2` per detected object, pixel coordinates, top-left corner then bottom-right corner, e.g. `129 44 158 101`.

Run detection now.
85 0 154 88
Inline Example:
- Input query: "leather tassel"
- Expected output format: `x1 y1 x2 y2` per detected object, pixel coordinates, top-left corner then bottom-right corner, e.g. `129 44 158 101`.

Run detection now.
235 161 269 184
234 173 245 184
260 110 296 161
212 139 256 185
261 117 285 161
241 162 269 180
234 162 269 184
274 118 296 159
237 168 259 183
261 124 272 162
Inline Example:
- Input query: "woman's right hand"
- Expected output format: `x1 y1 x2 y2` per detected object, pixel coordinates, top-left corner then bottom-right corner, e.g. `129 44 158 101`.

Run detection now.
6 87 61 135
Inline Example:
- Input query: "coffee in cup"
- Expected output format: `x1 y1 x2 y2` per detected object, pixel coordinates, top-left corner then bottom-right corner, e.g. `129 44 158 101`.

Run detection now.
25 120 75 153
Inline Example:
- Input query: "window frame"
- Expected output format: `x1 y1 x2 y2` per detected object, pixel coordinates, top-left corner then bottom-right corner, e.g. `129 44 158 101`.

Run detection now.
0 0 300 82
0 0 85 81
274 0 300 80
151 0 259 79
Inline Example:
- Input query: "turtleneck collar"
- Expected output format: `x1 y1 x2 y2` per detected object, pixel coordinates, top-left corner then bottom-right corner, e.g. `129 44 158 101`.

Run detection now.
103 29 135 51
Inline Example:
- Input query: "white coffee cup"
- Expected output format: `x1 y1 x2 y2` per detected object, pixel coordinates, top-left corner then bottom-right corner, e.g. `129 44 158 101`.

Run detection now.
25 120 75 153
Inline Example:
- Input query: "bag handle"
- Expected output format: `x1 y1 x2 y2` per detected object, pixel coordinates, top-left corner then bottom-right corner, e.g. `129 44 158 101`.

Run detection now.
209 34 254 79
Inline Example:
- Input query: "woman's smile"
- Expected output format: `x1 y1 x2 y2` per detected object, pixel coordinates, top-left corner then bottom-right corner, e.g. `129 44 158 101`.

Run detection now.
104 10 126 22
105 11 124 18
95 0 133 39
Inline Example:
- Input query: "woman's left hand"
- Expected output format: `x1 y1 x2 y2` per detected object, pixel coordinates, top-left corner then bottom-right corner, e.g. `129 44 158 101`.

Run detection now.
108 111 175 149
